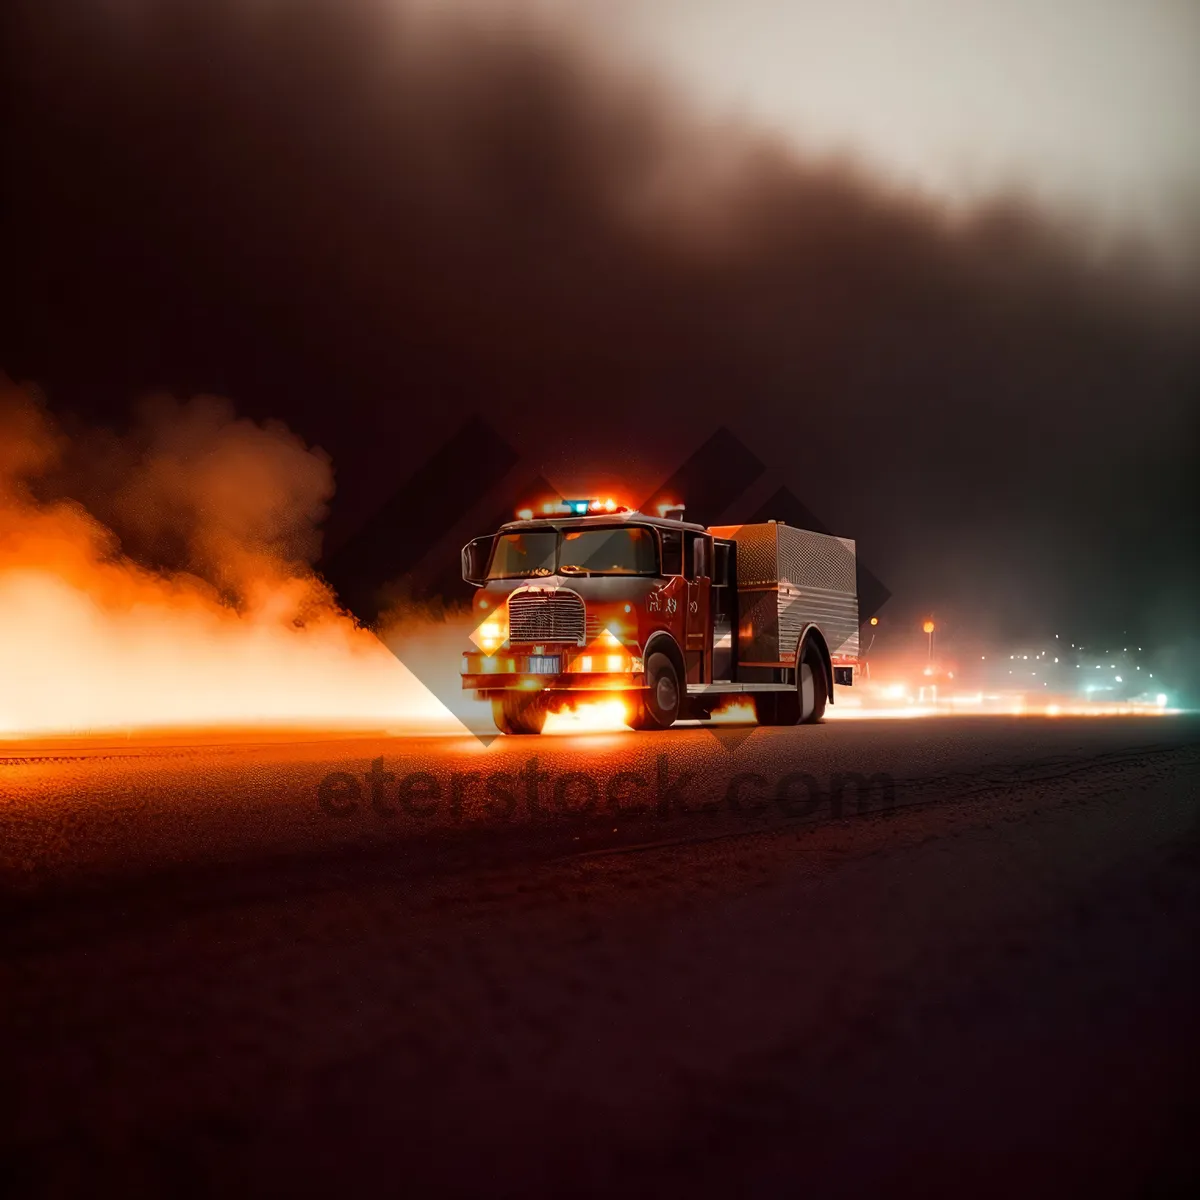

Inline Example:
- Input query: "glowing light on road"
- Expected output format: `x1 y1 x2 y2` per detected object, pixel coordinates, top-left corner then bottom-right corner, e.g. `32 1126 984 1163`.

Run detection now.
542 698 630 734
709 700 757 724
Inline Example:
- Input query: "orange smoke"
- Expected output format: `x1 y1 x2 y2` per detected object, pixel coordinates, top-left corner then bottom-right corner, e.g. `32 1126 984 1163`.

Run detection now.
0 379 466 740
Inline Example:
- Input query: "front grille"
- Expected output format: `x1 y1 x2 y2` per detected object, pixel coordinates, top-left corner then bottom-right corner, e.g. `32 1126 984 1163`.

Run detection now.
508 589 586 645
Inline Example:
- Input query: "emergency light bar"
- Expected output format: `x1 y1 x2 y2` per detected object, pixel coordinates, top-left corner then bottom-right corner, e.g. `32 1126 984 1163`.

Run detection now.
517 498 629 518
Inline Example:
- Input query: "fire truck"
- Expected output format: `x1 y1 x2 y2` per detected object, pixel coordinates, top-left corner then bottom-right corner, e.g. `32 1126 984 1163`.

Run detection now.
460 501 861 734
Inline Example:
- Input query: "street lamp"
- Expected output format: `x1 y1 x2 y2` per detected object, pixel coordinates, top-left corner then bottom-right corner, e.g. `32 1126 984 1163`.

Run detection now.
923 619 935 664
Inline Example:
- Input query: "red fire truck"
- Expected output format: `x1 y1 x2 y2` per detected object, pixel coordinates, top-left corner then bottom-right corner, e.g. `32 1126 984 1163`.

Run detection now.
460 501 861 734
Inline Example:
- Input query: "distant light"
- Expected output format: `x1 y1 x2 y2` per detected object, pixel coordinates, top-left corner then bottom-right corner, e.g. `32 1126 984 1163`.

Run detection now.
948 671 954 679
1053 657 1058 663
981 655 986 660
1115 676 1122 683
923 666 933 676
923 621 935 634
1149 673 1154 678
516 508 533 520
1023 655 1028 660
870 616 879 626
1156 694 1167 706
624 603 632 613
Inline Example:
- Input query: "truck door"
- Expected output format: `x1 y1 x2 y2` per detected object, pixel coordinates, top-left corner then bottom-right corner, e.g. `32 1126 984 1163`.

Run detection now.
684 532 713 683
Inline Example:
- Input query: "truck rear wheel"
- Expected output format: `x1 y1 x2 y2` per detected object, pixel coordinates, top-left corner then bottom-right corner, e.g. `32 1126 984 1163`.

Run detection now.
753 639 827 726
629 651 680 730
798 641 828 724
491 693 548 735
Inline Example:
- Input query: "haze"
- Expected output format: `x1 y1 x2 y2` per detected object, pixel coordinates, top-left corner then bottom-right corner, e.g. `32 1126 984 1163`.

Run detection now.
601 0 1200 238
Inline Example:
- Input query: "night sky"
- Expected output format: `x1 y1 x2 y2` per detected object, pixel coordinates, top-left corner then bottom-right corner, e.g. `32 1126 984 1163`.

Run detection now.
4 1 1198 669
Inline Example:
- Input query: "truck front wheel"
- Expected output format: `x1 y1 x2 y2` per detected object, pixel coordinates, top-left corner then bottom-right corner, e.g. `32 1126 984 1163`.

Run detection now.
491 693 548 735
629 652 681 730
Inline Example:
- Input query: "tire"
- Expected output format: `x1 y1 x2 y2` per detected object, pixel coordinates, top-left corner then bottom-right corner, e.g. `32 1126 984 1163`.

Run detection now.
754 638 827 726
798 639 828 724
491 693 548 735
629 651 681 730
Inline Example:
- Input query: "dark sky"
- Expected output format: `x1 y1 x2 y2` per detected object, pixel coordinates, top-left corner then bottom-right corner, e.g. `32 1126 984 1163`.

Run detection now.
3 0 1198 657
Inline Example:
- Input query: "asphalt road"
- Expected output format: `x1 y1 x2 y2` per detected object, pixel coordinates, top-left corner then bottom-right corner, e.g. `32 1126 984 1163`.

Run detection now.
3 715 1200 1196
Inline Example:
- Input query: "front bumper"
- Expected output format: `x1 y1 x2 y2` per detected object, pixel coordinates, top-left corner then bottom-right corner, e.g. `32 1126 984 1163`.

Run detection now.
461 648 644 694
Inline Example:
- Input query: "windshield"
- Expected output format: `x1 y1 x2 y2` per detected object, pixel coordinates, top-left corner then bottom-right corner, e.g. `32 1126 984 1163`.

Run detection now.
487 526 658 578
488 530 558 578
559 527 657 575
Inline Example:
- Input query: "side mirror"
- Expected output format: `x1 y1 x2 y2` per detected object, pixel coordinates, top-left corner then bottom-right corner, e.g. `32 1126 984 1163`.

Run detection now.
461 536 493 587
693 537 710 581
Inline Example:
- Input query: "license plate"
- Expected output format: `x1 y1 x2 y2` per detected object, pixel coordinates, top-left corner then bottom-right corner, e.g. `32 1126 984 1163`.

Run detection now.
528 655 561 675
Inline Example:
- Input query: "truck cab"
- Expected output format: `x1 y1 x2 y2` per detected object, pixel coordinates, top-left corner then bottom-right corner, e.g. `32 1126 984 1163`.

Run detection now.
461 502 857 734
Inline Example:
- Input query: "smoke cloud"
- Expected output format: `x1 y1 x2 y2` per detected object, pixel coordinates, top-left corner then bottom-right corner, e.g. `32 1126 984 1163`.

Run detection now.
3 0 1198 698
0 376 473 738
